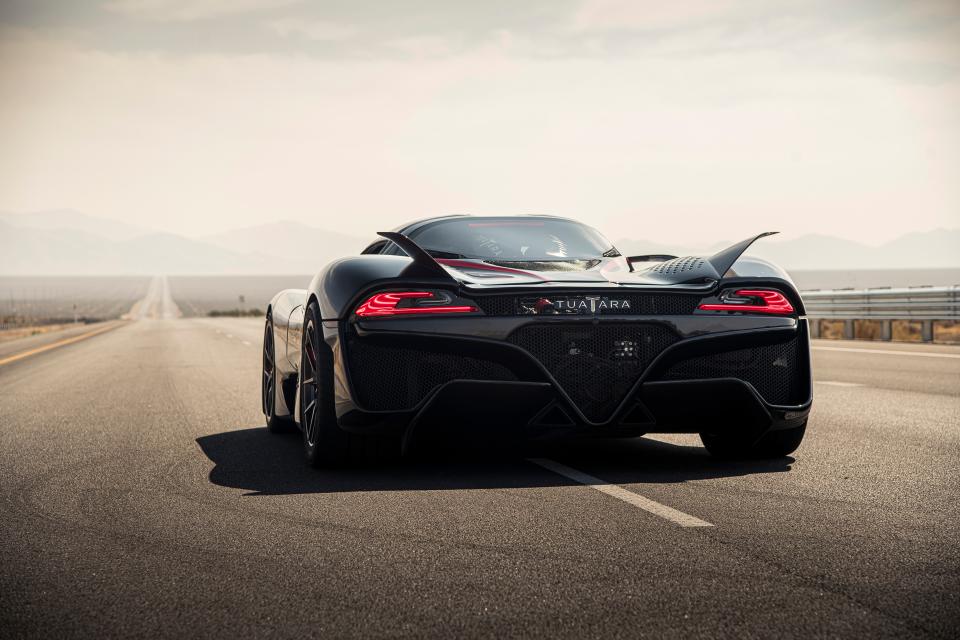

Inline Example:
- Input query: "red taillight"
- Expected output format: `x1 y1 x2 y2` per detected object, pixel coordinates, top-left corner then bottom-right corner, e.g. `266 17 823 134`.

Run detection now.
698 289 794 315
355 291 477 318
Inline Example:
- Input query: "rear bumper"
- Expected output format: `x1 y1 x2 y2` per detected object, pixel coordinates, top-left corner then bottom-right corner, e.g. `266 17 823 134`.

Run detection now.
332 317 813 443
343 377 810 454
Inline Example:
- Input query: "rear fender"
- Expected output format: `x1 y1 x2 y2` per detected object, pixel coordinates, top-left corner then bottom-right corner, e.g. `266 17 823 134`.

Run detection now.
269 290 307 368
310 255 460 320
267 289 307 418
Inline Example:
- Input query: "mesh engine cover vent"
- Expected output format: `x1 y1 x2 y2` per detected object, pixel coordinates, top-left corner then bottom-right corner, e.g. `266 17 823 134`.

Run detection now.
507 323 678 422
649 256 706 275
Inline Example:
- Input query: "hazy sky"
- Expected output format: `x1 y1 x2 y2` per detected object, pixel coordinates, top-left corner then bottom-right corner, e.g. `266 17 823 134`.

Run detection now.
1 0 958 245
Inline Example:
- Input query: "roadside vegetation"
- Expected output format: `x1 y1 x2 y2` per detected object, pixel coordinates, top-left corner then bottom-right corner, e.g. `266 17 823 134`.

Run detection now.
817 319 960 344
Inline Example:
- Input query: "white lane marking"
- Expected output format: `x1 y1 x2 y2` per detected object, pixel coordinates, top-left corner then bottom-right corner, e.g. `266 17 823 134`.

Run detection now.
215 330 222 334
226 334 234 338
241 341 251 346
528 458 713 528
813 346 960 359
816 380 865 388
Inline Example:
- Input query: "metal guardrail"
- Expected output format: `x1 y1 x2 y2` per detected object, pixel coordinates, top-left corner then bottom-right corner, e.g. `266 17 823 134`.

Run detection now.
801 286 960 320
800 286 959 342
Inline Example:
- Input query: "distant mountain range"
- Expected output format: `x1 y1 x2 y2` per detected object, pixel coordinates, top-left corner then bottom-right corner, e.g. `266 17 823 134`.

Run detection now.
0 211 368 275
0 209 150 242
200 221 372 266
1 209 957 275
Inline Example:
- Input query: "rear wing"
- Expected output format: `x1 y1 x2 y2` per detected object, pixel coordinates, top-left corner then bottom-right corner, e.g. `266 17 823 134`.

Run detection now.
377 231 457 282
708 232 778 278
378 229 778 283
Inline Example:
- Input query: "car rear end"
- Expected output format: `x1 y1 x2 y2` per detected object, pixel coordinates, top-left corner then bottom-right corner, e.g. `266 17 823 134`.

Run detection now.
333 279 811 446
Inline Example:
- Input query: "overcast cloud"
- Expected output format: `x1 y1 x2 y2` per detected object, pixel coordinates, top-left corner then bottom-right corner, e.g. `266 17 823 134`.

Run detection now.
0 0 957 244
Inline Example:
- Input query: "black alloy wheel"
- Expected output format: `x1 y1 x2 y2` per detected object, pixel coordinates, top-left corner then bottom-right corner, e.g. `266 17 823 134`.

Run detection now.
299 302 398 467
299 303 343 466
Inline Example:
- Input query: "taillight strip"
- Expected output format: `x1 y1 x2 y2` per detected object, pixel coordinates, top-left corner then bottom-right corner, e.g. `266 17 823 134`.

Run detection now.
355 291 477 318
698 289 794 315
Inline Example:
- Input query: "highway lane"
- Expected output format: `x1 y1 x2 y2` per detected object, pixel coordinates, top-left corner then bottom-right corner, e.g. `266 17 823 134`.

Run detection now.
810 340 960 396
127 275 182 320
0 320 126 363
1 319 958 639
0 271 178 364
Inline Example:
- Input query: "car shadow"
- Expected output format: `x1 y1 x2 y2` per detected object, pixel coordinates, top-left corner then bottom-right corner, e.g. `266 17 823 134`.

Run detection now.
196 426 794 496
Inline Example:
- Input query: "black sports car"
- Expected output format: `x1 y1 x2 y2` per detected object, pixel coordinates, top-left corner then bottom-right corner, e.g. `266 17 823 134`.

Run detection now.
262 215 811 466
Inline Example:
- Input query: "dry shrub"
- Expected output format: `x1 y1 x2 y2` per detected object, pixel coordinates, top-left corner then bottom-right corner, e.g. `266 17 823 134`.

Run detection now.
934 321 960 344
892 320 922 342
854 320 882 340
819 320 847 340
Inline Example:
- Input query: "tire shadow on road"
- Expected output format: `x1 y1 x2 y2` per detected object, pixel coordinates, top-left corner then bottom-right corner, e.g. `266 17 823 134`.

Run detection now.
196 427 794 496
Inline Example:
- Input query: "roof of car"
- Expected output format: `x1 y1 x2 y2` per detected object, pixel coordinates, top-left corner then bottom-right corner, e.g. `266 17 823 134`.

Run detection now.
394 213 577 235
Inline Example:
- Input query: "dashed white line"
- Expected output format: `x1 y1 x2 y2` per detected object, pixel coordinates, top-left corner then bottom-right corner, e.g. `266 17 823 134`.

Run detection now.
226 334 234 339
816 380 865 388
813 346 960 359
241 341 251 346
528 458 713 528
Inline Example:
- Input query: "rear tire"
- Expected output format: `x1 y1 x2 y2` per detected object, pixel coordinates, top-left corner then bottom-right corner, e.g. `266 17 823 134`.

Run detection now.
700 421 806 459
299 302 399 467
263 312 294 433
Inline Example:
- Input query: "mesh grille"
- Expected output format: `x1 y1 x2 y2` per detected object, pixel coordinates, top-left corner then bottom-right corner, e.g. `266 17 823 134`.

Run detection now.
474 293 699 316
507 323 678 422
347 338 517 411
659 338 804 405
649 256 705 275
473 296 516 316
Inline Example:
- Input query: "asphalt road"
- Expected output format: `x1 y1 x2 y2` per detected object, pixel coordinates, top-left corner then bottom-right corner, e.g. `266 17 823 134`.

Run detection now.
1 316 958 639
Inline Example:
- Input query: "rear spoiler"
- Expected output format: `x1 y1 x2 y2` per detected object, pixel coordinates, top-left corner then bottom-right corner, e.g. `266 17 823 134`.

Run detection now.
379 229 777 282
377 231 457 282
708 232 778 277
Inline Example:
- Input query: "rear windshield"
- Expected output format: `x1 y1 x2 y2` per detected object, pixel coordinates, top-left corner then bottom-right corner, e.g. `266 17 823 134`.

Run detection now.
408 218 618 261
